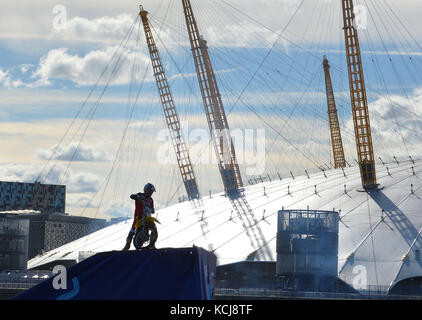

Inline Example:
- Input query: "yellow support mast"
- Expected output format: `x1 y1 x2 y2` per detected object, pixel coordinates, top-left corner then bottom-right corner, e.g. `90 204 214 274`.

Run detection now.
342 0 377 189
182 0 243 194
323 56 346 169
140 7 200 200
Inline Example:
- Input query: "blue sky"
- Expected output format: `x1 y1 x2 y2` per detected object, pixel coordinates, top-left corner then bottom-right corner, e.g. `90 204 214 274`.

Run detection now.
1 0 422 219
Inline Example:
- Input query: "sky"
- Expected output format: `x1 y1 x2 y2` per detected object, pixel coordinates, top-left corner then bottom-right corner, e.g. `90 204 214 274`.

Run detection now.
1 0 422 220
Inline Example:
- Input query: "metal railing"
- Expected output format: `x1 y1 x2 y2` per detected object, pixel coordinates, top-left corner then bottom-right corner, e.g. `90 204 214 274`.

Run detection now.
0 271 52 290
0 282 39 290
214 287 422 300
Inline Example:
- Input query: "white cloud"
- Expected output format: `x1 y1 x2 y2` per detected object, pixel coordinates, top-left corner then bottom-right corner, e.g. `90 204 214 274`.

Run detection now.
0 66 39 89
19 64 34 74
203 23 289 51
66 172 101 193
0 68 23 88
45 6 294 51
345 88 422 158
37 142 112 162
0 68 9 83
65 195 133 219
0 0 421 49
60 14 134 44
0 88 161 106
101 199 133 218
30 46 151 87
0 163 100 194
0 163 45 183
66 194 96 209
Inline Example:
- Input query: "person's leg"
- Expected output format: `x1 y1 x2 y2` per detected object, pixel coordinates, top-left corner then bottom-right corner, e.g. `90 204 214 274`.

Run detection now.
122 229 135 250
148 225 158 249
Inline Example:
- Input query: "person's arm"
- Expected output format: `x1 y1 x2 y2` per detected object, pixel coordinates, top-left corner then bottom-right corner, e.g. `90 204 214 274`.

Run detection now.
151 198 155 214
130 193 142 201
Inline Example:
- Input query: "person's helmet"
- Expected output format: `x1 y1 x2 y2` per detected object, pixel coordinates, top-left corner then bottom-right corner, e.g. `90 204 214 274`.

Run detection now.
144 183 156 195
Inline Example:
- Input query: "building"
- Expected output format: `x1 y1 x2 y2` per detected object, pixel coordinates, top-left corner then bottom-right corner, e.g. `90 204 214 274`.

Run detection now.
24 212 108 259
0 212 108 262
0 181 65 213
0 216 29 270
0 180 109 264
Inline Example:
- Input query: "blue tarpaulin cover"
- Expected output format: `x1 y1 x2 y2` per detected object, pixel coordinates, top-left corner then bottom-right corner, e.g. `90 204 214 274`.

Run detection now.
15 247 216 300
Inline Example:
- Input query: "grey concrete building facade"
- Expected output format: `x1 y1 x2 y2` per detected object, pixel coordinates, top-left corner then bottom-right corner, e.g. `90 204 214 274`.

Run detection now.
0 216 29 270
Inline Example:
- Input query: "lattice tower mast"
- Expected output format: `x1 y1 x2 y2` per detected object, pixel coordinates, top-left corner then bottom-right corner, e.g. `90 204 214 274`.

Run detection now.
140 7 200 199
323 56 346 169
182 0 243 194
342 0 377 188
